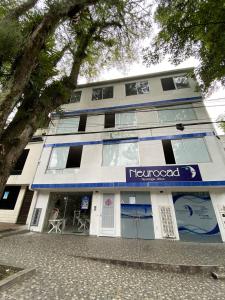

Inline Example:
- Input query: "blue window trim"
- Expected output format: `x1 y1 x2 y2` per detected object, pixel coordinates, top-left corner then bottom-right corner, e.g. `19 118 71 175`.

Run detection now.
32 180 225 189
51 96 202 117
44 132 214 148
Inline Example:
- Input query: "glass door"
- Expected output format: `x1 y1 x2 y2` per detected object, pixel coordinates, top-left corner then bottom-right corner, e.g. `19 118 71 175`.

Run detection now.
121 192 154 239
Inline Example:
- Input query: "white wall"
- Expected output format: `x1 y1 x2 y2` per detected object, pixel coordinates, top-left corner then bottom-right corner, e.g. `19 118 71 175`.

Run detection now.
0 141 43 224
210 190 225 242
33 134 225 187
60 73 199 112
0 186 26 223
7 142 43 185
29 191 50 232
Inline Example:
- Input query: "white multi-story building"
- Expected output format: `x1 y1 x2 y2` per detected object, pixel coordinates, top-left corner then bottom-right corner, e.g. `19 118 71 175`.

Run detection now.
0 134 44 225
30 68 225 243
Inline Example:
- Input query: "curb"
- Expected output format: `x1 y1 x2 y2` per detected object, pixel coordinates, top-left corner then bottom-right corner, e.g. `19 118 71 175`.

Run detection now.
0 230 30 239
0 267 36 291
72 255 225 275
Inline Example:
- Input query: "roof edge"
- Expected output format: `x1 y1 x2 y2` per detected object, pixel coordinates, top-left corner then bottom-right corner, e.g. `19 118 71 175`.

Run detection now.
76 67 195 89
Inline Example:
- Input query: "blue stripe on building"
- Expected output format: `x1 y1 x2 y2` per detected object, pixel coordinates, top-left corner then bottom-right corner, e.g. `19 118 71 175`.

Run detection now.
31 180 225 189
51 96 202 117
44 131 214 148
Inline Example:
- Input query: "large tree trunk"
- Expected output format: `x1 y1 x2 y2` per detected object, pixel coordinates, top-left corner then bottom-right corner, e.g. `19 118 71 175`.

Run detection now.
0 0 98 135
0 6 105 199
0 78 79 198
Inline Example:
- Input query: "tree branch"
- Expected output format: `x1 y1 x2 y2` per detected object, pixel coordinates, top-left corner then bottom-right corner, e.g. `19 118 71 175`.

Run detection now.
6 0 39 20
0 0 98 137
182 21 225 30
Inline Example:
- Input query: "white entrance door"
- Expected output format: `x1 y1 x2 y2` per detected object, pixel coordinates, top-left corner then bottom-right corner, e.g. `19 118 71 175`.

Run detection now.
99 194 116 236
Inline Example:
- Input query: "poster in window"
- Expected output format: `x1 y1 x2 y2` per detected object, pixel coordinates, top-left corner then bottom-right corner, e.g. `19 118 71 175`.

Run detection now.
81 196 89 210
3 191 9 199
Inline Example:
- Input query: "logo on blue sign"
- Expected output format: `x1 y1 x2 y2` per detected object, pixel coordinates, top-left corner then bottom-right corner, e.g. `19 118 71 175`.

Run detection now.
126 165 202 182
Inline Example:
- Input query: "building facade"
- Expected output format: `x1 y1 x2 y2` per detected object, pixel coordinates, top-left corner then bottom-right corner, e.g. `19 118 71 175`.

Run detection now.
30 68 225 243
0 135 44 225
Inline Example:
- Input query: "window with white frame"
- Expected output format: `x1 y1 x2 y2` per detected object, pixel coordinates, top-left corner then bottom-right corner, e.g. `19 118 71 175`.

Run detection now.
115 112 137 128
48 117 81 134
162 138 210 164
92 86 113 100
102 141 139 166
158 105 196 123
47 147 69 170
56 118 80 134
47 146 83 170
161 75 190 91
125 81 150 96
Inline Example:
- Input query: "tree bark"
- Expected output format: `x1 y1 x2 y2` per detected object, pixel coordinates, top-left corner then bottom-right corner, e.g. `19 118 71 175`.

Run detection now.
0 3 119 198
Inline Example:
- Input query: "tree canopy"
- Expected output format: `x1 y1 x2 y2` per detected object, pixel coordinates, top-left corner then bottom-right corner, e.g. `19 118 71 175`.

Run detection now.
143 0 225 93
0 0 152 196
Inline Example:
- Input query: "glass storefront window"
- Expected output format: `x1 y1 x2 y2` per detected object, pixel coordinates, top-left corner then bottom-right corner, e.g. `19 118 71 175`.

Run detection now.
173 192 221 242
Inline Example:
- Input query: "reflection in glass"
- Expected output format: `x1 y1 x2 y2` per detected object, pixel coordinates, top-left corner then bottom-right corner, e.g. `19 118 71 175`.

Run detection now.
103 86 113 99
158 105 196 123
174 76 190 89
92 88 102 100
125 81 150 96
56 117 80 134
125 82 137 96
172 138 210 164
102 142 139 166
115 112 137 128
137 81 150 94
47 147 69 170
70 91 82 103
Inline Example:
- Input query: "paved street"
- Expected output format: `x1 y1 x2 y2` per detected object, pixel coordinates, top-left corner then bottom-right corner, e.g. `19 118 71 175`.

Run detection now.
0 233 225 299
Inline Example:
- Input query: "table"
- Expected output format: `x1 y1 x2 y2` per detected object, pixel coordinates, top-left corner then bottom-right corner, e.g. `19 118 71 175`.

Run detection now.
48 219 64 234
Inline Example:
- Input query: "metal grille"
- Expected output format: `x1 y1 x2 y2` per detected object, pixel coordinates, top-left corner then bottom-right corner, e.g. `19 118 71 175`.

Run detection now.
30 208 42 226
159 206 176 239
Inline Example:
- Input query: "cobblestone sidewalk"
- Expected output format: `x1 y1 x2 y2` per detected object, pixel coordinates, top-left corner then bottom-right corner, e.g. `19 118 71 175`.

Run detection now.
0 233 224 299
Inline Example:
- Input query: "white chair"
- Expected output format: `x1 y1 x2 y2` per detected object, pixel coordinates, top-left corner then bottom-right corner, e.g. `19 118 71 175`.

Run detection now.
48 219 64 233
48 208 63 234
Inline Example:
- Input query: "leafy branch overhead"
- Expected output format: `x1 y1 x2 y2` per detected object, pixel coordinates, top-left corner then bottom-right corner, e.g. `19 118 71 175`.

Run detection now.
143 0 225 93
